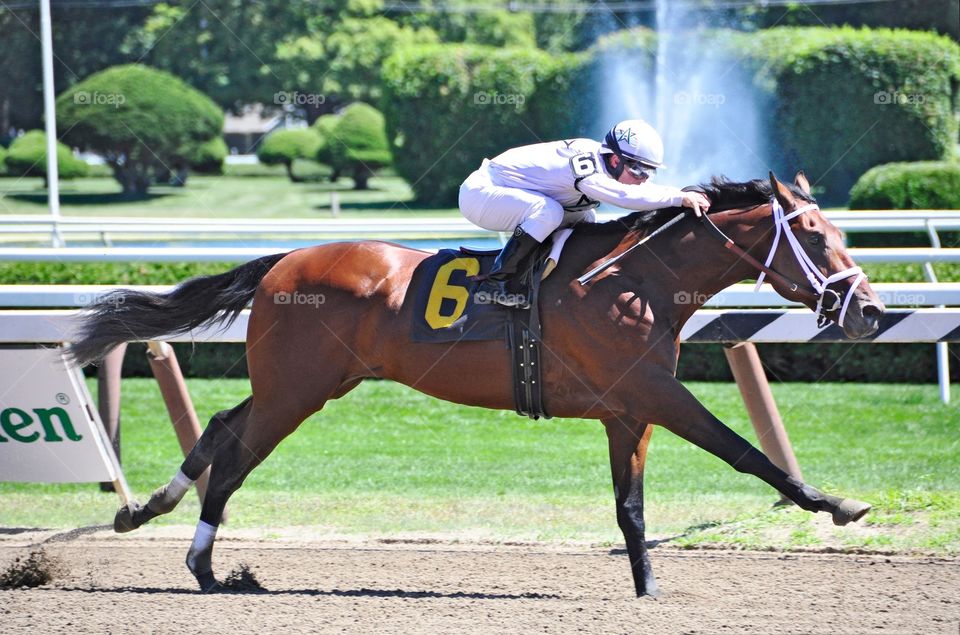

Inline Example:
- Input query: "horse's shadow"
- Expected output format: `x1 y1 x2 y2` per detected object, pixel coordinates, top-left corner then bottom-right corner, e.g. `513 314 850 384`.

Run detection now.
607 515 769 555
49 586 561 600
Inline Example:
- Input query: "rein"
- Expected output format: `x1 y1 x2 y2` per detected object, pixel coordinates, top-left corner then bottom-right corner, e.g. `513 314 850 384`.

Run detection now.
699 199 866 328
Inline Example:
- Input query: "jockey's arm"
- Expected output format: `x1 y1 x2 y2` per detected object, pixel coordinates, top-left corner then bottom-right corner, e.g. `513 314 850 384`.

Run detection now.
576 174 686 212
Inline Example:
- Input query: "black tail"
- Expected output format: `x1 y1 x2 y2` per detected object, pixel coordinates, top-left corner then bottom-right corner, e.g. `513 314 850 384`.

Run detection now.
69 253 289 366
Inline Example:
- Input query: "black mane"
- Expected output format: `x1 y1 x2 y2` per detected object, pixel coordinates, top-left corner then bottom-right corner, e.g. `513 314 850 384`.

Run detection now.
575 176 816 237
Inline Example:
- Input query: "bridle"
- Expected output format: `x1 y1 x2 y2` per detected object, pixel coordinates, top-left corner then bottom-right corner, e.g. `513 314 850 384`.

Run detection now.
699 198 867 328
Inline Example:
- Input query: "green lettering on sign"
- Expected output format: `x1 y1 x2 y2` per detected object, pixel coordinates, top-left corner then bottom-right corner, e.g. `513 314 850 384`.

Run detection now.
0 407 39 443
34 407 82 442
0 406 82 443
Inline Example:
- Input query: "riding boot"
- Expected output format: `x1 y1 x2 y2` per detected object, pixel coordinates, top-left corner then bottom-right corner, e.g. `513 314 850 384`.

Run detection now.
475 227 541 308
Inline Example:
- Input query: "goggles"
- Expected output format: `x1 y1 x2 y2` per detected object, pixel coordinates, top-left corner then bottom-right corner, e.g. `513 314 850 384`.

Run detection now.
624 159 656 181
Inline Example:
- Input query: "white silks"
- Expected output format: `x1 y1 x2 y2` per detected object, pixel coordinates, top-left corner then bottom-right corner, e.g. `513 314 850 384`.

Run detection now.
754 199 866 328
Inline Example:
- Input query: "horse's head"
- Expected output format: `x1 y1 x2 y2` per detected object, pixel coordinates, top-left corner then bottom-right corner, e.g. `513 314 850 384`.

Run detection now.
751 172 884 339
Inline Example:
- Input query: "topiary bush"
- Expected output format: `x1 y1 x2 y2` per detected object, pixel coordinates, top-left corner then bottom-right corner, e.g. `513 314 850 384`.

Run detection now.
185 136 228 175
849 162 960 210
256 128 322 182
3 130 89 184
313 113 341 180
731 27 960 206
57 64 223 196
327 102 392 190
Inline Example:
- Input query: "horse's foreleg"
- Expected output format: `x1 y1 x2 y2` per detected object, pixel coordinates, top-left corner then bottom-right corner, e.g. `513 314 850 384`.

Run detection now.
114 397 252 533
604 417 658 598
638 371 870 524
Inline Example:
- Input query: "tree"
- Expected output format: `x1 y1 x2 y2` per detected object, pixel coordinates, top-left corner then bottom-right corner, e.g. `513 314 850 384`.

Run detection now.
0 4 151 132
274 13 436 118
328 103 392 190
256 128 323 182
57 65 223 196
4 130 88 186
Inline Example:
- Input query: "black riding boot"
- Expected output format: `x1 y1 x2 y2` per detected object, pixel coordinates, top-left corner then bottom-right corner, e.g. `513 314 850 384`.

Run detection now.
474 227 541 308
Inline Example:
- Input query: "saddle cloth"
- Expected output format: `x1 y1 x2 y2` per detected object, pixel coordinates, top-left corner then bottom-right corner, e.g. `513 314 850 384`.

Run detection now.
408 229 572 344
407 237 563 420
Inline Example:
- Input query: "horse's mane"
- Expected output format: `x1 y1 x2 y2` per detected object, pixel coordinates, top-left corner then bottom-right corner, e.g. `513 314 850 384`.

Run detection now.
575 176 816 237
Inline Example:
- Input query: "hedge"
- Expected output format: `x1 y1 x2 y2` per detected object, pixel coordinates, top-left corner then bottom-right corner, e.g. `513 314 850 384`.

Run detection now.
849 161 960 211
381 27 960 207
3 130 89 181
730 27 960 206
381 43 589 205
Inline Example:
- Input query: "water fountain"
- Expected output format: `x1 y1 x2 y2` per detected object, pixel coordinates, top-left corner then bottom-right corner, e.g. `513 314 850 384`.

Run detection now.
601 1 768 188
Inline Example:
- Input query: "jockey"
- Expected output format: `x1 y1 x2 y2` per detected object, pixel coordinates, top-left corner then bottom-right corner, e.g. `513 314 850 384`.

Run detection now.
459 118 711 307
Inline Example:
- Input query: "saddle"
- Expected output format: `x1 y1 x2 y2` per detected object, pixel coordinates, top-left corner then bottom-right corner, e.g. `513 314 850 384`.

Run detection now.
409 244 552 419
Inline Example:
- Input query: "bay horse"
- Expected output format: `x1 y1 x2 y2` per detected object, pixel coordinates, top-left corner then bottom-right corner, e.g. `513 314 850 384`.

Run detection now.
71 172 883 597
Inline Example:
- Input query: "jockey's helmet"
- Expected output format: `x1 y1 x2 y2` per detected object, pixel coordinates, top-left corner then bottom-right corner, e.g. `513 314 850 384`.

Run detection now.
601 119 665 173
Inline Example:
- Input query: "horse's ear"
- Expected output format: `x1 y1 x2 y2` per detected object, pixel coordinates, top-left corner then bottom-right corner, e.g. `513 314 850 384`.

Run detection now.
794 170 812 196
769 171 796 209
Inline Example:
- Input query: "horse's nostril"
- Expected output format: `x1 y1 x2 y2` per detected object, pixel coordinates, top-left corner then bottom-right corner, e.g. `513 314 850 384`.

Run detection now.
862 302 883 319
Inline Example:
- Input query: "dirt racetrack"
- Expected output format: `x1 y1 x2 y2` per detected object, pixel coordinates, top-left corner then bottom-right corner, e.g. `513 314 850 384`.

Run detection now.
1 526 957 634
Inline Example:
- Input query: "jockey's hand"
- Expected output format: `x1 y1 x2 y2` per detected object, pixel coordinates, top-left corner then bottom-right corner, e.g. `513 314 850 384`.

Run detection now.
681 192 711 217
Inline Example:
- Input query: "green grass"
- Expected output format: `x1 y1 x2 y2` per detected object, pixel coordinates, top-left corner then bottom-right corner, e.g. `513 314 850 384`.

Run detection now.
0 174 458 219
1 379 957 553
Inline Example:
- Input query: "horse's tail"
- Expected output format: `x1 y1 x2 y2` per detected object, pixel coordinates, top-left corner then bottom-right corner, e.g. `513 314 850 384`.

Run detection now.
69 252 289 366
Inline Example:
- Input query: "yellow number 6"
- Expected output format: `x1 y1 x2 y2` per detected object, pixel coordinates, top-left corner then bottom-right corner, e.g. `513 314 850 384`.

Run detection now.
424 257 480 329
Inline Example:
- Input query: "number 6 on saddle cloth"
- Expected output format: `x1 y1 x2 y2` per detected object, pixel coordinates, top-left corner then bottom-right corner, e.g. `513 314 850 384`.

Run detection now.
408 243 556 419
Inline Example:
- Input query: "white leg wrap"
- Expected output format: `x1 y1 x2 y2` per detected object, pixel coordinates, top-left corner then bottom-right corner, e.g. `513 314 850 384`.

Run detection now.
189 521 217 559
167 470 194 500
187 520 217 575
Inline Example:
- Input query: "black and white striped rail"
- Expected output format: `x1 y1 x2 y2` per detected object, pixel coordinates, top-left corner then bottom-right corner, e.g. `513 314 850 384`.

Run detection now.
2 308 958 345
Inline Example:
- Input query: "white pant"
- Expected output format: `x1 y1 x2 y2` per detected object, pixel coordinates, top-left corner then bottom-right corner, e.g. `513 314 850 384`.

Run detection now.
459 160 592 243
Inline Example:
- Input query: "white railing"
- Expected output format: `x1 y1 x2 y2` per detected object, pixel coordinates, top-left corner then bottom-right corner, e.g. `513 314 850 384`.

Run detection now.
1 209 959 244
0 245 958 263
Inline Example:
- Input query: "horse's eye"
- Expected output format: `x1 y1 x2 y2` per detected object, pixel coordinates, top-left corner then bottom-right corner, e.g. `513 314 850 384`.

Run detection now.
808 233 823 246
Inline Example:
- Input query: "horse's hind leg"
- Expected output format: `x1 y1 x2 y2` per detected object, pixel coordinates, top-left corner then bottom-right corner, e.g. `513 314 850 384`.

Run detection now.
604 417 658 598
184 395 336 591
114 397 252 533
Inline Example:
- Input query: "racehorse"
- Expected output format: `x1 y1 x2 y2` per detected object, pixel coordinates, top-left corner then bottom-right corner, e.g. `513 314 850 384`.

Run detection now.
71 172 883 597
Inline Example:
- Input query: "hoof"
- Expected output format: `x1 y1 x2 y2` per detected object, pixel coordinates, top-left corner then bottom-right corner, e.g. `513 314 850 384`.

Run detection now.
196 571 220 593
113 501 142 533
832 498 871 526
635 576 660 599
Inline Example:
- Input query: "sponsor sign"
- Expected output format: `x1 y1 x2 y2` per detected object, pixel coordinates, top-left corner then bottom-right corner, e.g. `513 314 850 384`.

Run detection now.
0 346 130 500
